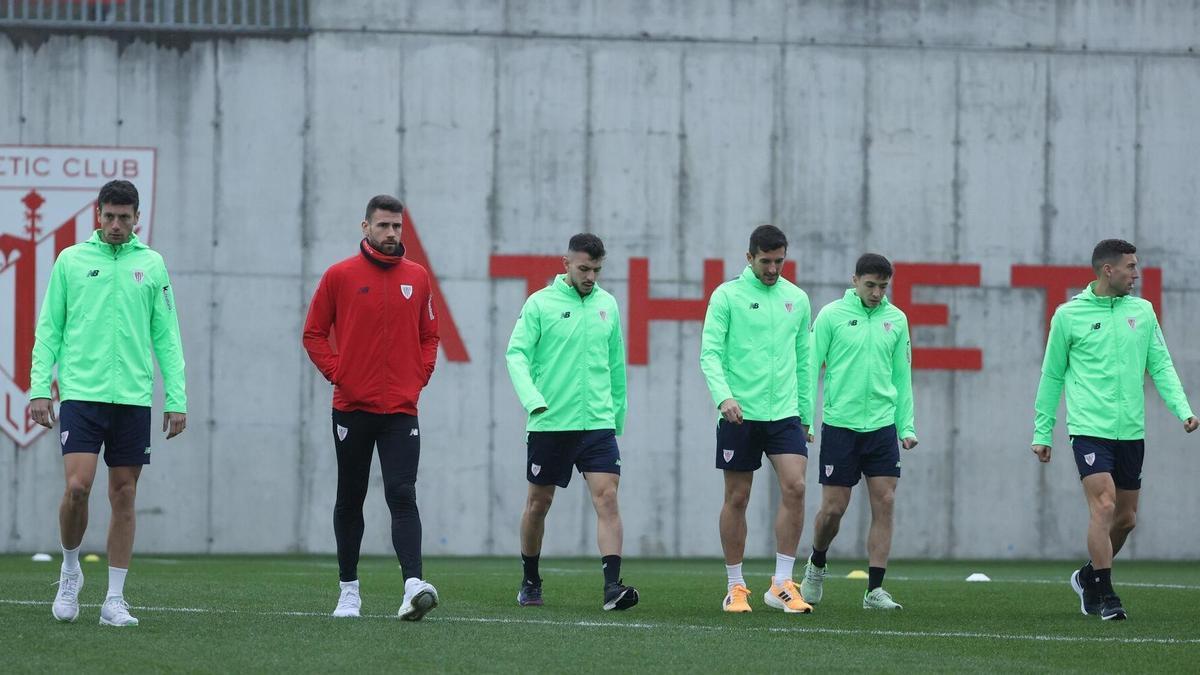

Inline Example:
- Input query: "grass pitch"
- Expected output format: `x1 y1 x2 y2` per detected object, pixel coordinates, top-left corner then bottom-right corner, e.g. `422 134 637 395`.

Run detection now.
3 555 1198 673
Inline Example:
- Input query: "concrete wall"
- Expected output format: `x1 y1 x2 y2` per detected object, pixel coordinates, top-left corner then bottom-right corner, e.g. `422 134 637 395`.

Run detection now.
3 0 1200 560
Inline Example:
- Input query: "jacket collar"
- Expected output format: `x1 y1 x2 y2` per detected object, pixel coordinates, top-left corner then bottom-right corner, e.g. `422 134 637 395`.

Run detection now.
1077 281 1129 306
359 238 406 269
87 229 147 253
739 265 777 291
553 273 598 300
841 288 891 313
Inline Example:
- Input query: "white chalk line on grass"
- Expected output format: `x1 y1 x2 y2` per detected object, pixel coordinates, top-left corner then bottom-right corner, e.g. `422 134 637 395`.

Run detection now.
3 598 1198 645
535 568 1200 591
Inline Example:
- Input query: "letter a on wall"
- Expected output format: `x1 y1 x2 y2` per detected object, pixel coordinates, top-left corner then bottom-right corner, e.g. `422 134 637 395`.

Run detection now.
399 208 469 363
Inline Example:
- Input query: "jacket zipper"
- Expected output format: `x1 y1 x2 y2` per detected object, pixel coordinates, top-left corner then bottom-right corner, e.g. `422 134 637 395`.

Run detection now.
110 244 120 403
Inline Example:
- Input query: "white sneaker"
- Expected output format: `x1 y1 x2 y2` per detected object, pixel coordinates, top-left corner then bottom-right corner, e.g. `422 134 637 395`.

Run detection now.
332 582 361 618
99 597 139 626
52 566 84 622
397 578 438 621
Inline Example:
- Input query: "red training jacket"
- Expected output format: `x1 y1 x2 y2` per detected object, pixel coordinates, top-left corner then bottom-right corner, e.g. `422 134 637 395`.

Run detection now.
303 239 440 415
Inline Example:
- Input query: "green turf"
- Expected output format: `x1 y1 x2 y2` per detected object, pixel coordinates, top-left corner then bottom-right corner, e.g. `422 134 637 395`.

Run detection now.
3 555 1198 673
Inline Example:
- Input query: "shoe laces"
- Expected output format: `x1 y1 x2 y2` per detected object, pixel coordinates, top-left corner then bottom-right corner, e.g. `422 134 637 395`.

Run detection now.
729 584 751 600
105 598 133 618
779 578 801 596
337 587 361 607
872 588 894 601
807 563 827 580
54 572 81 602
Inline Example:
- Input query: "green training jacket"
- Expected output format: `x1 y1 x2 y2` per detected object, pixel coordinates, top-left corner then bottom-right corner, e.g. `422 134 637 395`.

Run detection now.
506 274 627 434
31 230 187 412
700 266 812 423
810 290 916 438
1033 282 1192 446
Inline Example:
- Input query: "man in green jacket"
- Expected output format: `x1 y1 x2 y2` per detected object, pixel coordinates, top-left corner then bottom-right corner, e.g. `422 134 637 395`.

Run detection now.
1032 239 1197 621
505 233 638 611
30 180 187 627
701 225 813 614
800 254 917 611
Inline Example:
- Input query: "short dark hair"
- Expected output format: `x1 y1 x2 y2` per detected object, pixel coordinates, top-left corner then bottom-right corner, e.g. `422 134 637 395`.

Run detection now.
365 194 405 222
97 180 139 212
748 224 787 256
855 253 893 278
1091 239 1136 272
568 233 606 260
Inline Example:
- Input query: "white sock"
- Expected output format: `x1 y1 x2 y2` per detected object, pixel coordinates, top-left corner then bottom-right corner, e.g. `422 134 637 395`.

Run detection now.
725 562 745 591
775 552 796 583
107 566 128 600
61 545 80 572
340 580 359 592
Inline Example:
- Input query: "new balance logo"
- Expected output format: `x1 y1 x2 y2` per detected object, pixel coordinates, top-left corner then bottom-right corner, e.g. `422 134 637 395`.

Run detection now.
848 319 858 326
1092 322 1101 330
358 287 370 294
749 303 760 309
144 447 152 455
561 311 571 319
409 428 419 437
87 269 100 277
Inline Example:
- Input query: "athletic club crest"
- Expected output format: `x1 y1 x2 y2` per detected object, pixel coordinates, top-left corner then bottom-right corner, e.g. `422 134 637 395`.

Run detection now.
336 425 348 441
531 463 541 477
132 270 145 284
722 449 734 463
60 430 68 445
784 302 794 313
825 465 834 477
599 310 607 322
0 145 156 447
400 284 413 299
1126 317 1136 330
1083 452 1096 466
883 321 893 332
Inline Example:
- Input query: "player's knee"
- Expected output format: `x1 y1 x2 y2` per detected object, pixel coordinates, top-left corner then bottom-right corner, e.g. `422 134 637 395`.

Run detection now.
108 481 137 508
526 493 553 517
779 478 806 504
1114 511 1137 533
724 489 751 512
1090 496 1116 521
821 501 848 520
593 487 619 513
385 482 417 510
873 489 896 511
64 478 92 502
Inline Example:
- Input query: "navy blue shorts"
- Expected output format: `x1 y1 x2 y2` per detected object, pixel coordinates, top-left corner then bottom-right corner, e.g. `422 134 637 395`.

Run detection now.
819 424 900 487
527 429 620 488
59 401 152 467
1071 436 1144 490
716 416 807 472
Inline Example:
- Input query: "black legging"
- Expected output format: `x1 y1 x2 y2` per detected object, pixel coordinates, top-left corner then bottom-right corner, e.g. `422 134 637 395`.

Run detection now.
331 409 422 582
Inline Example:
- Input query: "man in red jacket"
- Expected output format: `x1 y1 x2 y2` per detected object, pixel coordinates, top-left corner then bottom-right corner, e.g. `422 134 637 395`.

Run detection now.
303 195 440 621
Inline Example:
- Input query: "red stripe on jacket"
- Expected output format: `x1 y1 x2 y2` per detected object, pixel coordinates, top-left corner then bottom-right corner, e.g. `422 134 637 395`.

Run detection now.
303 240 440 414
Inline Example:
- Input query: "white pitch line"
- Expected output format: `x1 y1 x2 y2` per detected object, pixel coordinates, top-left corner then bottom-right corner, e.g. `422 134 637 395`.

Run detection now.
4 599 1198 645
536 569 1200 591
